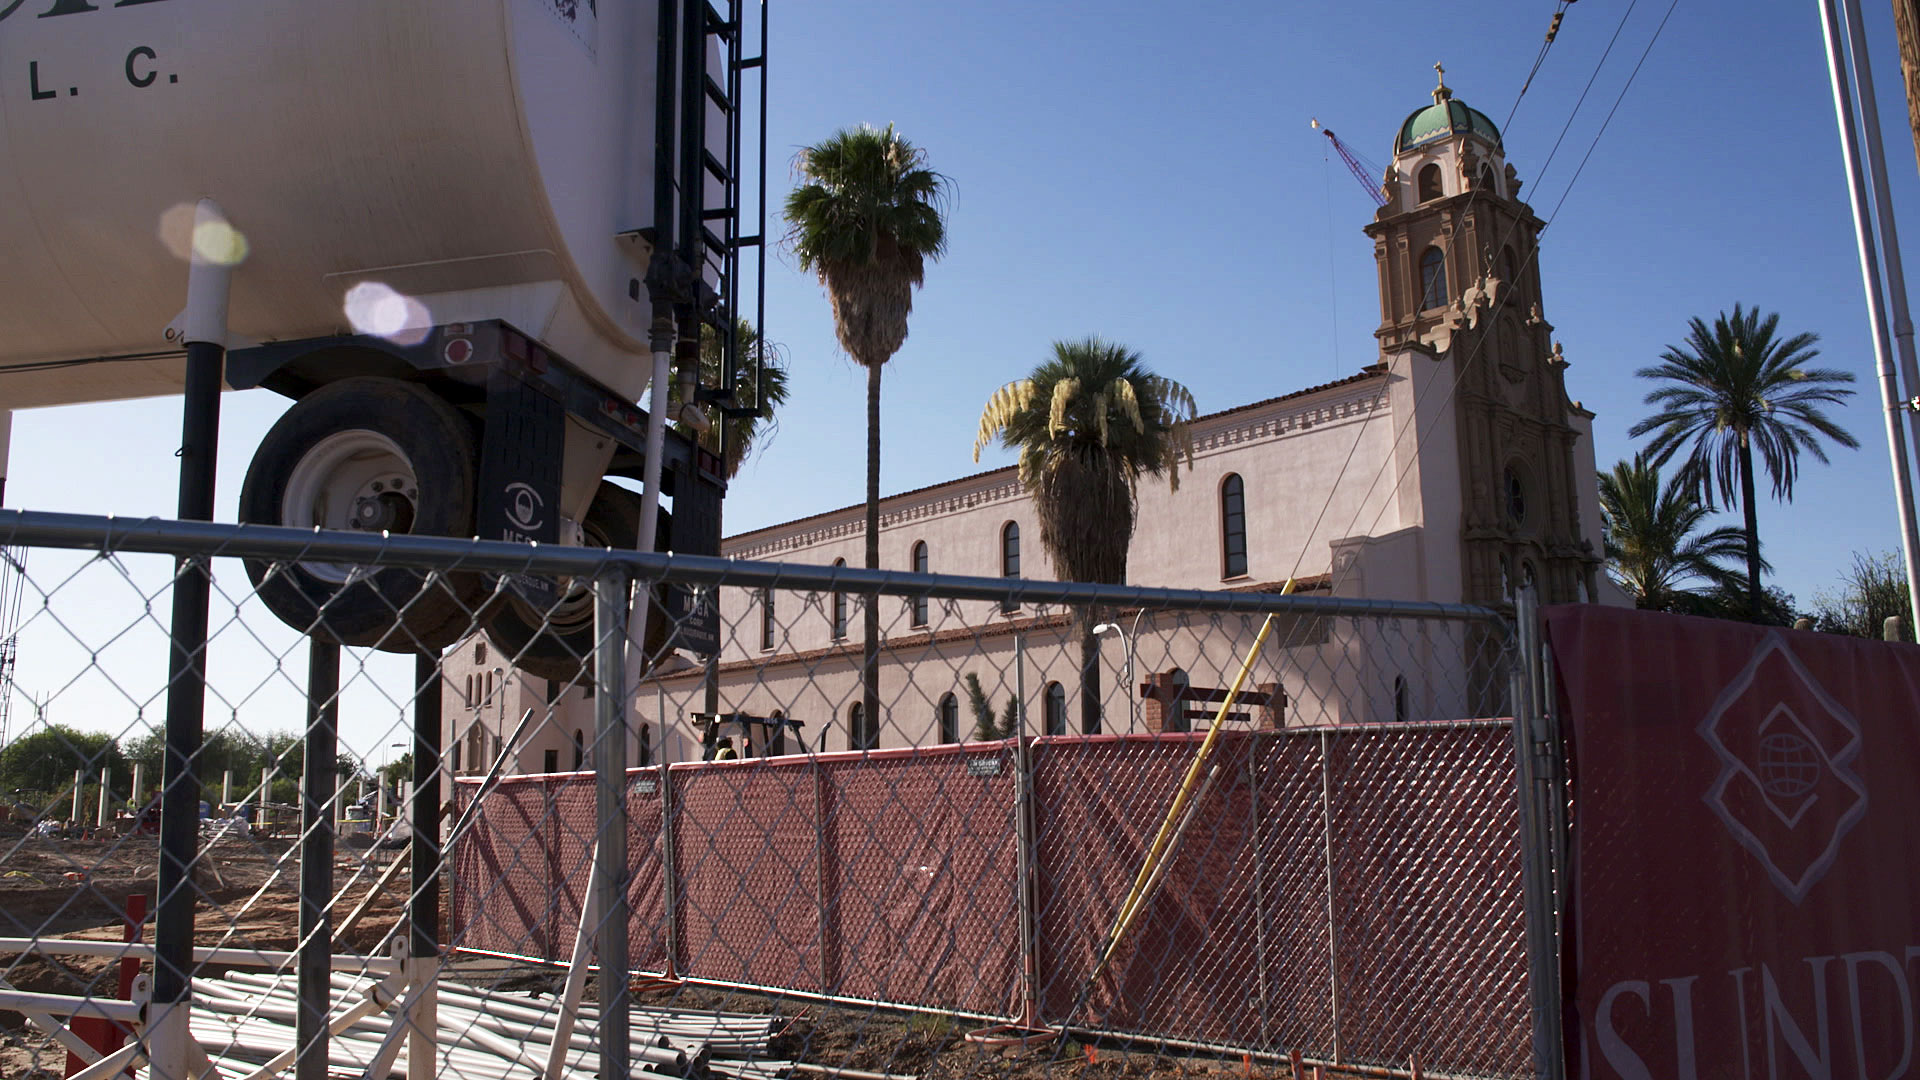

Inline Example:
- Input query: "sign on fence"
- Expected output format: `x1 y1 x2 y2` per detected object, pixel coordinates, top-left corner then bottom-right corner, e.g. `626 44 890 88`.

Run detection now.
1546 606 1920 1078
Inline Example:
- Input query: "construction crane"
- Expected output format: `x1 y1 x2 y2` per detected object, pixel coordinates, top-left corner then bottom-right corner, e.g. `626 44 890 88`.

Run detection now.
1312 119 1388 208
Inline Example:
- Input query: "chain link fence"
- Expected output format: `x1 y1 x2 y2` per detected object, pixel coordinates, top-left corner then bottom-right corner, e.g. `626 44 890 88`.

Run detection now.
0 509 1557 1079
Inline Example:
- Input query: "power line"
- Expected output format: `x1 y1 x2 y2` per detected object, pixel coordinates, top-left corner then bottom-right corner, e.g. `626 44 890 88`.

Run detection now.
1545 0 1682 225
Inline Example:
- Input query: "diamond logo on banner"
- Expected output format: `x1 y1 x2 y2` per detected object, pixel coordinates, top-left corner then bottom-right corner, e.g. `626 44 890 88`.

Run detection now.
1697 634 1869 903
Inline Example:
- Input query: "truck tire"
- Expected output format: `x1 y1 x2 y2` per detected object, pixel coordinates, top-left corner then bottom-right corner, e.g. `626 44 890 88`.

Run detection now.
239 377 487 652
484 482 671 684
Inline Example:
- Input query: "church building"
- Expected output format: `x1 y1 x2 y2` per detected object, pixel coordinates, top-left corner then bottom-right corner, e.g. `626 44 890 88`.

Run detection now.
441 75 1625 772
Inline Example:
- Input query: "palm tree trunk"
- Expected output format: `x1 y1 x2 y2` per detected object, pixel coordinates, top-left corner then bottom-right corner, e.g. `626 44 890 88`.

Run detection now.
1739 435 1762 615
862 361 882 750
1078 607 1102 735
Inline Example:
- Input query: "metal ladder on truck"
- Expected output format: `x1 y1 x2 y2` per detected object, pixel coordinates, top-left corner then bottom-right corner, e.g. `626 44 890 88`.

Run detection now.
663 0 771 443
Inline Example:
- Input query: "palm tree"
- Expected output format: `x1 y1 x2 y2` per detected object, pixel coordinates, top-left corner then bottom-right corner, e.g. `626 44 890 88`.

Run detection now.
973 338 1196 734
1598 456 1753 611
1630 305 1858 612
785 125 948 746
670 318 791 480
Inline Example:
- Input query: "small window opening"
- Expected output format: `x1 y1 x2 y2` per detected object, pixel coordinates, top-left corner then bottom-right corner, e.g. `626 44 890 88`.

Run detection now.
1417 163 1444 202
831 559 849 640
938 693 959 744
1000 523 1021 614
1044 682 1067 737
1419 247 1449 310
911 541 930 627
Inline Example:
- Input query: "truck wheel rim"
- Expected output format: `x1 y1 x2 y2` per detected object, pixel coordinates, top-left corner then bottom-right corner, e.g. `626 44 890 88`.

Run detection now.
281 430 419 586
518 516 601 634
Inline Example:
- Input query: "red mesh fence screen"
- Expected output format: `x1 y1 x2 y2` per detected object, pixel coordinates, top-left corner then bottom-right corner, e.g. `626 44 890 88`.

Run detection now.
446 726 1527 1072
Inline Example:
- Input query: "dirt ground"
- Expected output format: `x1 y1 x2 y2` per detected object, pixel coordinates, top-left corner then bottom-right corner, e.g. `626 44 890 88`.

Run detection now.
0 830 1321 1079
0 827 411 1079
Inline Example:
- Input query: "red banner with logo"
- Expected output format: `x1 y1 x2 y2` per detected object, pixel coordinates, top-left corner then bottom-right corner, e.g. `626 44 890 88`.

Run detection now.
1545 605 1920 1078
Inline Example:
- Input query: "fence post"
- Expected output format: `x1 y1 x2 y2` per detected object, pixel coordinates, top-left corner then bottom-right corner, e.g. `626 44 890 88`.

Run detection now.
297 640 340 1080
1250 737 1271 1050
1012 730 1040 1028
406 652 443 1080
658 754 678 979
1317 729 1343 1066
1509 588 1566 1080
814 756 834 992
594 568 632 1080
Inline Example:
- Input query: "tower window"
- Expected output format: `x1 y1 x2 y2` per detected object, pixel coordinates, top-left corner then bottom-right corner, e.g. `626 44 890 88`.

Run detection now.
1043 682 1067 736
911 541 929 627
1221 473 1248 579
1419 247 1449 310
831 558 848 640
938 693 959 744
1000 522 1021 613
1476 165 1498 195
1417 163 1444 202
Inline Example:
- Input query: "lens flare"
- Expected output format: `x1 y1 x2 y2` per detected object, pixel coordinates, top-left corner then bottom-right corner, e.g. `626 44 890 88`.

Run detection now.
344 282 432 346
192 219 249 267
159 202 251 267
157 202 249 267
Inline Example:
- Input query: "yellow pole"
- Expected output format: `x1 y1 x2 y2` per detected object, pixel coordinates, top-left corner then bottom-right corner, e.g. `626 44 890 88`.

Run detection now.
1096 580 1293 971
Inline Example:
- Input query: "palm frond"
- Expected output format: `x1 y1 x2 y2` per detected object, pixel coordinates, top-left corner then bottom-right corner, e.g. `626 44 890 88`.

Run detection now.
1048 378 1079 440
973 380 1036 462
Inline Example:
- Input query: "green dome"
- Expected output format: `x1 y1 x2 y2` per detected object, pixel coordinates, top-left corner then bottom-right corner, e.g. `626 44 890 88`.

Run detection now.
1394 97 1503 155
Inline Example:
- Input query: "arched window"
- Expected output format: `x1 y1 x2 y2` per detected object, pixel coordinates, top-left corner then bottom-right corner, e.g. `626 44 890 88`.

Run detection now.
759 588 775 651
638 724 653 767
831 558 848 640
1000 522 1021 613
1220 474 1248 579
1393 676 1409 724
1044 682 1067 736
1476 164 1498 195
1417 162 1444 202
911 541 930 627
938 693 959 744
1419 247 1449 310
848 702 877 751
1504 465 1528 527
572 729 584 771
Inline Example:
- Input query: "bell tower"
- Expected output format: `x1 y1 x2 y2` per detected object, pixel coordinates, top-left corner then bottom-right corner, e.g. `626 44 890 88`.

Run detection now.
1363 67 1601 607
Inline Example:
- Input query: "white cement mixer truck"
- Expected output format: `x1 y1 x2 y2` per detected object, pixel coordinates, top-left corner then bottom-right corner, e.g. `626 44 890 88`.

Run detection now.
0 0 760 675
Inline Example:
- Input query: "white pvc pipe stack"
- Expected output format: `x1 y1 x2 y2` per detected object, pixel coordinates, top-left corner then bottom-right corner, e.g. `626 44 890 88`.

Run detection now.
192 971 719 1079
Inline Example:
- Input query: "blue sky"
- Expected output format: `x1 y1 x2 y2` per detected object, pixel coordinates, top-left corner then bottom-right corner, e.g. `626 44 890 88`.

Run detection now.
6 0 1919 760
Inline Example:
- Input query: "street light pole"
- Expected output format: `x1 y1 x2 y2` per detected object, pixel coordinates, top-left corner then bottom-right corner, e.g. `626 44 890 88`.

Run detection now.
1092 610 1148 732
